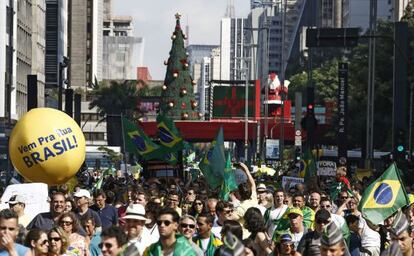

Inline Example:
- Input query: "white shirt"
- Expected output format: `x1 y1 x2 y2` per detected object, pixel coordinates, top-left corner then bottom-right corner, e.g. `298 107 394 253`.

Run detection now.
266 204 288 236
128 228 154 255
359 217 381 248
143 224 159 245
211 219 223 239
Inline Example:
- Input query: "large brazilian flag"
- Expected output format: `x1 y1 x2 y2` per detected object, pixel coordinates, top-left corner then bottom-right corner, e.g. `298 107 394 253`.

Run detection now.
122 117 160 160
358 162 409 225
156 115 184 152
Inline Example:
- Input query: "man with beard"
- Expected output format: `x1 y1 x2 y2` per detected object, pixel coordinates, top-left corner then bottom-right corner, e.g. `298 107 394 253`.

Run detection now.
144 208 196 255
27 192 66 230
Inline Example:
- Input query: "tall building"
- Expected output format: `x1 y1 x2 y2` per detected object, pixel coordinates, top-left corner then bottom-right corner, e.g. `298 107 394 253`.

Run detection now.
45 0 68 98
0 0 18 125
220 17 248 81
102 15 143 80
68 0 102 89
31 0 46 107
15 0 33 118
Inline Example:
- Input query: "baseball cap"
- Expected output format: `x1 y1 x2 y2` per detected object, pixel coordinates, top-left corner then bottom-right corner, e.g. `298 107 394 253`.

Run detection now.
286 207 303 217
280 233 293 244
8 195 25 205
73 189 91 199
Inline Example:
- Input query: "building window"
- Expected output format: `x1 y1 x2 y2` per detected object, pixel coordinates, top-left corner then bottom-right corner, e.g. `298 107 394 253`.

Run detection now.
84 132 105 141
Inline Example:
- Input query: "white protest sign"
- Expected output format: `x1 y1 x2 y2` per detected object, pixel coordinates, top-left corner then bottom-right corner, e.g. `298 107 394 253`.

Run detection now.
282 176 304 189
0 183 49 222
317 161 337 176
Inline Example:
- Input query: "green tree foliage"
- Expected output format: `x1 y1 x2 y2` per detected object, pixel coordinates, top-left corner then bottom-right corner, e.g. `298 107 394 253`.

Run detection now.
159 14 200 120
89 80 139 146
287 20 405 150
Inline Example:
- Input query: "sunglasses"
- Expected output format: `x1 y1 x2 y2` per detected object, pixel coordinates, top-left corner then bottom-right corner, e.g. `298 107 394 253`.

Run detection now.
180 223 196 229
194 202 203 205
157 220 172 226
98 243 113 249
320 205 331 208
316 219 330 225
340 196 348 199
40 239 49 246
224 209 234 214
60 221 73 226
49 237 61 242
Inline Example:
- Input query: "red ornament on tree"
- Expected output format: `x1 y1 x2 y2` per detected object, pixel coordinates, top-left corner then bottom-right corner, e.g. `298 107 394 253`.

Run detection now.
173 70 179 77
181 102 187 109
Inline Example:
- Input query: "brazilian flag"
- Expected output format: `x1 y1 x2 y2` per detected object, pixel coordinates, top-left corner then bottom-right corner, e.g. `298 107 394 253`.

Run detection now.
219 151 238 201
359 163 409 225
299 148 317 182
156 115 184 153
198 127 225 189
122 117 160 160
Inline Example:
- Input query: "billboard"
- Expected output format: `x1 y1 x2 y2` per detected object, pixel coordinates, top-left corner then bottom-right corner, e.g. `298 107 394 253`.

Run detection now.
212 86 256 118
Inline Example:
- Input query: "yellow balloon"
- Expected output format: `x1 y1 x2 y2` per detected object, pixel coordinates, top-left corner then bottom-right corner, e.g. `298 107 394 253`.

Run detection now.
9 108 86 185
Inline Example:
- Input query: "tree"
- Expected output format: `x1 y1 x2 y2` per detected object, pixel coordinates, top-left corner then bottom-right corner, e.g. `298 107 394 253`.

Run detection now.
159 13 201 120
89 80 139 146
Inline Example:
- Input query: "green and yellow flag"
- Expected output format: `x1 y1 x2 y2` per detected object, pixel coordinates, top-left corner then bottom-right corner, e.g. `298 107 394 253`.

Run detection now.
198 127 225 189
299 148 317 182
219 151 238 201
122 117 160 160
156 115 184 152
358 163 409 225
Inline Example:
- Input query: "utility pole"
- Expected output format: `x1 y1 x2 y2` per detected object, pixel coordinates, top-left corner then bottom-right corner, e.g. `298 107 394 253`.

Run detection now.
365 0 377 168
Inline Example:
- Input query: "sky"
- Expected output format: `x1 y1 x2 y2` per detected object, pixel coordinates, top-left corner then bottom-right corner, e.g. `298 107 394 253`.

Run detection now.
113 0 251 80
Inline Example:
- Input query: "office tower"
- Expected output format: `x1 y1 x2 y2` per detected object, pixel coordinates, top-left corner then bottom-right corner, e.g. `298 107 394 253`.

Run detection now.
68 0 102 89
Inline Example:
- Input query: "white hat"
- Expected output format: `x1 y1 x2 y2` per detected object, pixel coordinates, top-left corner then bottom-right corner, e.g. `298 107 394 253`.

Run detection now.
257 183 267 191
73 189 91 199
8 195 25 204
122 204 148 221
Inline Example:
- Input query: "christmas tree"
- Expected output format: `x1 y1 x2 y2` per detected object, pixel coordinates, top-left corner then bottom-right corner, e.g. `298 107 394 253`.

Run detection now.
159 13 201 120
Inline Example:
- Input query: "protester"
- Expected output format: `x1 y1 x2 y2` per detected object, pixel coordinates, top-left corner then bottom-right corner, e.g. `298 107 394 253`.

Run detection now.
8 195 31 228
211 201 235 239
47 227 69 256
57 212 88 256
122 204 152 255
297 208 331 255
28 192 66 230
193 212 222 256
144 202 160 245
381 211 414 256
243 207 273 255
91 190 118 229
0 209 31 256
189 197 207 218
143 208 196 255
100 226 128 256
165 192 182 217
319 222 348 256
178 215 203 256
81 216 101 256
273 233 301 256
73 189 102 231
24 229 49 256
265 188 288 236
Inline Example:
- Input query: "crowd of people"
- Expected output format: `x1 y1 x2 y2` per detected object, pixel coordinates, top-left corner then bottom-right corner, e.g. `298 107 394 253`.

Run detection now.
0 162 414 256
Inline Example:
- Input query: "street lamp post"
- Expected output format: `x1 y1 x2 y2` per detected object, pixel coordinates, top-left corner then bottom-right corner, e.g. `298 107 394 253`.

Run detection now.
58 57 70 111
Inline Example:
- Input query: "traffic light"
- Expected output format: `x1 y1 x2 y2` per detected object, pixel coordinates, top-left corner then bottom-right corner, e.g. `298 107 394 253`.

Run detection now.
295 147 301 161
395 129 406 160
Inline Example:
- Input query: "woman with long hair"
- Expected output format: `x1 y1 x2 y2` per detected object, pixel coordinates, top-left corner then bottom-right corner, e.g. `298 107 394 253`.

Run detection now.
57 212 88 256
48 227 70 256
189 197 207 218
243 207 273 255
24 229 49 256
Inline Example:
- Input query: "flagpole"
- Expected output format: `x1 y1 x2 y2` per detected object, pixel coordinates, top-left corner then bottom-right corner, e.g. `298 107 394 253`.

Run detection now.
120 113 128 175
